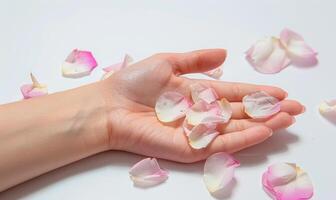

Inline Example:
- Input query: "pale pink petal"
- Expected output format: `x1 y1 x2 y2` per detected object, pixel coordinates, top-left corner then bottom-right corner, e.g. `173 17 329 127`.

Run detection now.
262 163 314 200
129 158 168 187
186 123 218 149
186 98 232 126
243 91 281 118
202 67 223 79
62 49 98 78
246 37 291 74
101 54 133 80
190 83 218 104
155 92 191 123
204 152 240 194
280 28 317 65
20 73 48 99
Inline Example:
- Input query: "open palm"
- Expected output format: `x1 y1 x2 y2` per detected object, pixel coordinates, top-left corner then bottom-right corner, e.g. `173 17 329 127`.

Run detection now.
101 49 304 163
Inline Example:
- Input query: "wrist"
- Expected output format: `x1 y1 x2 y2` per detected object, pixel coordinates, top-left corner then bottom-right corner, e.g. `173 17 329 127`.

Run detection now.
65 82 111 154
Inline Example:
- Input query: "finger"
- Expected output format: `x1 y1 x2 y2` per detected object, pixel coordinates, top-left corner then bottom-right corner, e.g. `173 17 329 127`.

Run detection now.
219 112 295 134
206 125 272 154
201 80 287 102
230 100 305 119
163 49 227 75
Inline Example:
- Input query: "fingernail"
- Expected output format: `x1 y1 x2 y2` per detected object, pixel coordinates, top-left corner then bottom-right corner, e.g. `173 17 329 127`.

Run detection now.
268 128 273 136
301 105 306 113
284 92 288 98
291 117 296 124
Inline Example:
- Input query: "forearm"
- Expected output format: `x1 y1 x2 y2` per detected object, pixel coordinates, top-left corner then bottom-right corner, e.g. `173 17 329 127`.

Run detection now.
0 83 109 191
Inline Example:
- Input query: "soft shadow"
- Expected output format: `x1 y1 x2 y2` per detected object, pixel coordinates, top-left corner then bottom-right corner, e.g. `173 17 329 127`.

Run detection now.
0 151 141 199
234 130 299 167
0 131 299 199
320 112 336 126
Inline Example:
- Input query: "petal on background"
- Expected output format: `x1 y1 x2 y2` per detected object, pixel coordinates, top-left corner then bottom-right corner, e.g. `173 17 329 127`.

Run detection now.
202 67 223 79
280 28 318 66
20 73 48 99
204 152 240 195
243 91 281 118
62 49 98 78
319 100 336 115
246 37 291 74
190 83 218 104
101 54 133 80
155 92 191 123
262 163 314 200
129 158 168 187
186 98 232 126
187 123 218 149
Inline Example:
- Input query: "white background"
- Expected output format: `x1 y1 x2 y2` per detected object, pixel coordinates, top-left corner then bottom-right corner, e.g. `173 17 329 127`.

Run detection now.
0 0 334 199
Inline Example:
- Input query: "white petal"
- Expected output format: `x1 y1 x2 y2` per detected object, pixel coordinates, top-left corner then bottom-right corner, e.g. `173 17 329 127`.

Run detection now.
202 67 223 79
246 37 291 74
186 98 232 126
204 152 240 194
155 92 190 123
129 158 168 187
243 91 281 118
187 123 219 149
319 100 336 115
190 83 218 104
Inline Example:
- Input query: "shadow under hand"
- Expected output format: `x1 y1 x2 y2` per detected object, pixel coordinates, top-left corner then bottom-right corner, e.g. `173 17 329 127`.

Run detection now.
234 130 299 167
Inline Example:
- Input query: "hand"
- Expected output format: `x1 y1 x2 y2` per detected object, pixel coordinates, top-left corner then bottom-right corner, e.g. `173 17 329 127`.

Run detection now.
99 49 304 163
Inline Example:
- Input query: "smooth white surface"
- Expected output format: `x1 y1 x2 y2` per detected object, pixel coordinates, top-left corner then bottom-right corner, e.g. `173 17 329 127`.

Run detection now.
0 0 334 199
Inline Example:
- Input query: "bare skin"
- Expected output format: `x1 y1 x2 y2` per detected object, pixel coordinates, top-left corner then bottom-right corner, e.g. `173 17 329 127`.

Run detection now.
0 49 304 192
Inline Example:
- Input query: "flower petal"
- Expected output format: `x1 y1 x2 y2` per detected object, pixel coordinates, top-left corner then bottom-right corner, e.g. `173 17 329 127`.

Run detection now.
202 67 223 79
155 92 191 123
129 158 168 187
280 28 317 65
204 152 240 194
62 49 98 78
186 98 232 126
186 123 219 149
319 100 336 115
243 91 281 118
246 37 291 74
101 54 133 80
190 83 218 104
20 73 48 99
262 163 314 200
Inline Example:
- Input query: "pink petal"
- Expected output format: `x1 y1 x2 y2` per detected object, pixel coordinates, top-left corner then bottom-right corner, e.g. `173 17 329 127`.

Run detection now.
280 28 318 65
101 54 133 80
155 92 191 123
186 98 232 126
103 54 133 72
202 67 223 79
262 163 314 200
62 49 98 78
190 83 218 104
204 152 240 194
243 91 281 118
186 123 219 149
246 37 291 74
129 158 168 187
20 73 48 99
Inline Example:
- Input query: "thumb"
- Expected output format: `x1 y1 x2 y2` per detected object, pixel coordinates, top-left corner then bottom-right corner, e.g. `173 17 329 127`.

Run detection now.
166 49 227 75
